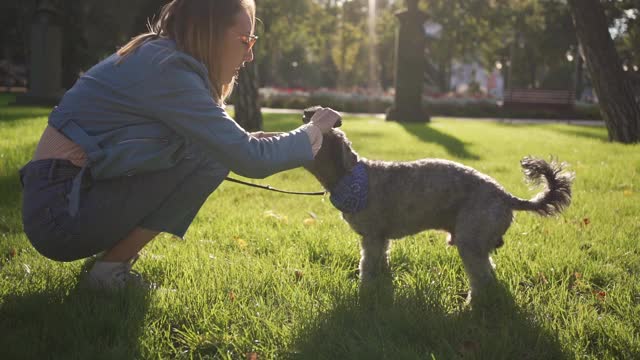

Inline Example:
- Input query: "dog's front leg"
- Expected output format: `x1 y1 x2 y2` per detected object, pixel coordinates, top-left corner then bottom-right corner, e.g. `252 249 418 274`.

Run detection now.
359 235 391 283
358 235 393 305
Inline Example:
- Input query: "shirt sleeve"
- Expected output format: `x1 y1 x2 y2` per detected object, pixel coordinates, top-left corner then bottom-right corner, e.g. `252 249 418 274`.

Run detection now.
251 126 322 156
142 60 314 178
300 124 323 157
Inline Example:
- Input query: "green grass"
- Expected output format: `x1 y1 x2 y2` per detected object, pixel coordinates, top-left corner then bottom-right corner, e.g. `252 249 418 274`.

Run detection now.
0 93 639 359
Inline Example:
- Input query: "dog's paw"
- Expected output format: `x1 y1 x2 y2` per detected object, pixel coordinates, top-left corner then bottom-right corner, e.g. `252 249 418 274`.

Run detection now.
358 276 394 308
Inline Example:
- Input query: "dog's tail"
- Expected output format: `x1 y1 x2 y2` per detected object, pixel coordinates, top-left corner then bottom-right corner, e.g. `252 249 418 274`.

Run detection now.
509 156 574 216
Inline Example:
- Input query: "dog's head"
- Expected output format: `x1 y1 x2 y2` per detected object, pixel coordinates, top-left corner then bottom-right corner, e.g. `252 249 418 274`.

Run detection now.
304 128 359 190
301 106 359 189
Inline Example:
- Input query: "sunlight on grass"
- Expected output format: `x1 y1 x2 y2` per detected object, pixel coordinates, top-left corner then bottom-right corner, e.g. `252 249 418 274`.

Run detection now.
1 95 638 359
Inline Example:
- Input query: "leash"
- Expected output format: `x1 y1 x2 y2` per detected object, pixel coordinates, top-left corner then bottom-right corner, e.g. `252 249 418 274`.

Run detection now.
224 176 326 196
222 105 339 197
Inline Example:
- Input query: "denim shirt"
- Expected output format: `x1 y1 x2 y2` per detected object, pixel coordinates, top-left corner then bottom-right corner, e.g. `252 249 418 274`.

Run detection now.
47 38 313 216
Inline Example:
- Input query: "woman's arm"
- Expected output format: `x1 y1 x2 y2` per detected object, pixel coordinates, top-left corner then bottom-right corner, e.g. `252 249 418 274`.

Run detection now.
250 131 284 139
139 54 333 178
252 127 322 156
149 90 314 178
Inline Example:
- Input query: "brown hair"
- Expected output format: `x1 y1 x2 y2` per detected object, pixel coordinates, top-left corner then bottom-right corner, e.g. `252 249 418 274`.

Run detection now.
117 0 256 105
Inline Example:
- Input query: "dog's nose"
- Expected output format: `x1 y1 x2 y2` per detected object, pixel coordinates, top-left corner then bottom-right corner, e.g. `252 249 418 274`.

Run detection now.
302 106 342 128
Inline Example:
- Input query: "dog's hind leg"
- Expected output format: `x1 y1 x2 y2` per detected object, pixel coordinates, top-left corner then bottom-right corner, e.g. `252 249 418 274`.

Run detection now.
455 203 512 303
454 224 498 303
457 242 495 300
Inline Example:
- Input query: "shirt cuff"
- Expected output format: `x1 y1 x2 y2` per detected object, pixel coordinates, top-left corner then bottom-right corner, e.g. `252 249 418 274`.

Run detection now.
300 123 323 157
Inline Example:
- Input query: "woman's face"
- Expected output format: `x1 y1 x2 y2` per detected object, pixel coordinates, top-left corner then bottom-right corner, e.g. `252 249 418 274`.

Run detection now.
221 10 255 84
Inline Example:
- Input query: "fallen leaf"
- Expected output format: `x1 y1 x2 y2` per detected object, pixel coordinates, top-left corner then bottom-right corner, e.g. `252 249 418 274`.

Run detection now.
581 218 590 226
264 210 288 223
229 291 236 302
623 189 633 196
303 218 316 226
234 236 248 249
9 248 16 258
538 272 548 285
246 352 258 360
294 269 304 282
574 272 582 279
594 290 606 301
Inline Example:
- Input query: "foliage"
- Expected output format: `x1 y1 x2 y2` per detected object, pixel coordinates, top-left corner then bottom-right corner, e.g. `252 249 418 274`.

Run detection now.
1 0 639 91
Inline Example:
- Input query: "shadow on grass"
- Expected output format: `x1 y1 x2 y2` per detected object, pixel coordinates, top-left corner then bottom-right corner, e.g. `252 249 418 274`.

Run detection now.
0 141 39 235
0 284 151 359
0 100 51 123
262 113 483 161
0 93 15 106
492 121 609 142
399 123 480 160
291 283 568 359
549 127 609 142
0 164 27 236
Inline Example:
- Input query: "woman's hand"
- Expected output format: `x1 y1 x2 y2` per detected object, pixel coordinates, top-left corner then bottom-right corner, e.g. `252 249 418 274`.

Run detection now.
309 108 342 134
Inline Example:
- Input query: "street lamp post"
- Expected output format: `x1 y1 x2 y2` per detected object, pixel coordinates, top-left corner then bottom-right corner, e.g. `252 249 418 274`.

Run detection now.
386 0 430 122
15 0 64 106
567 45 584 101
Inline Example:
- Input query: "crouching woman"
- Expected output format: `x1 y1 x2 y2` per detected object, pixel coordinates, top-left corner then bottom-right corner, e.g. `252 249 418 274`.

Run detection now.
19 0 340 290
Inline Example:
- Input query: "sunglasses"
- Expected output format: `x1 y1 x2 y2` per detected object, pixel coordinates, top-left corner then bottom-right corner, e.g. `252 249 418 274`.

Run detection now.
235 33 259 51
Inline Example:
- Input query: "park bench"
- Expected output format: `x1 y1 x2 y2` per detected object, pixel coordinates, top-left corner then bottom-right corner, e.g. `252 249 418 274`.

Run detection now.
503 88 575 112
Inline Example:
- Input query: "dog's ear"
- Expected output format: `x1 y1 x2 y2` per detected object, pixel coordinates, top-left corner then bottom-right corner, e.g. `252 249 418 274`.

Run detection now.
341 142 358 172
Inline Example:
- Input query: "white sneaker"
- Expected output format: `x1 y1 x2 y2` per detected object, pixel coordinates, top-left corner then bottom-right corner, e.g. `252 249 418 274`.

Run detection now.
82 254 147 291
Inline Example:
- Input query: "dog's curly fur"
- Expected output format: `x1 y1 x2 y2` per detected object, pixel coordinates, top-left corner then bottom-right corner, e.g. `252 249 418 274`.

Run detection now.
304 129 574 301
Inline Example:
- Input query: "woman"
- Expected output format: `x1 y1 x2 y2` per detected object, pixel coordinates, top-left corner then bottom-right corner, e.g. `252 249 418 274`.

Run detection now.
18 0 340 290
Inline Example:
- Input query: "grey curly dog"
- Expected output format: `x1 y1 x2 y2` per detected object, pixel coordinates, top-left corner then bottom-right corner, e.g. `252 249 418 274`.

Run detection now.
303 126 573 302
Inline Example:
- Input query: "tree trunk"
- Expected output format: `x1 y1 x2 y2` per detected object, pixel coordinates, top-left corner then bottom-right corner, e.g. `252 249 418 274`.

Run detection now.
61 0 89 89
233 61 263 132
567 0 640 143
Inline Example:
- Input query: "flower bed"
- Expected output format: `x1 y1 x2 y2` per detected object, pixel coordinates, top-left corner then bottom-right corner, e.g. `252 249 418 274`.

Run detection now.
252 87 602 120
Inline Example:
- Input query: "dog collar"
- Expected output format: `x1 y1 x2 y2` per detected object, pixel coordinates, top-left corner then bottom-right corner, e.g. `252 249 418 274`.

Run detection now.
330 162 368 213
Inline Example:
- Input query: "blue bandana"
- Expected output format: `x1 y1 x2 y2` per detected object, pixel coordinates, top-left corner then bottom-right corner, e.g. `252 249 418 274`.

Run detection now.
329 162 368 213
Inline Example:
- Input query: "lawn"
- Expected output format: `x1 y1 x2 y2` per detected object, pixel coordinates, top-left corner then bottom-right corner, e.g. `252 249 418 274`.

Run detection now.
0 93 638 359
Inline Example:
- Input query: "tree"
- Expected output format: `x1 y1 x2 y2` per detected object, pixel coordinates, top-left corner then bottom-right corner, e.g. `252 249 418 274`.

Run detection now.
422 0 511 92
233 62 263 131
568 0 640 143
59 0 90 89
605 0 640 66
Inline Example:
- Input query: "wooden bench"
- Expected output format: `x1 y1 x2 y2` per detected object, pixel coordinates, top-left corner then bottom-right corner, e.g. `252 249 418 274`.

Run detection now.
503 88 575 112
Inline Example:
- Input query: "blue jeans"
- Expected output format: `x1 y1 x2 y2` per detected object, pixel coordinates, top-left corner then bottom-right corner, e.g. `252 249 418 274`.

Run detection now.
19 156 228 261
